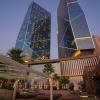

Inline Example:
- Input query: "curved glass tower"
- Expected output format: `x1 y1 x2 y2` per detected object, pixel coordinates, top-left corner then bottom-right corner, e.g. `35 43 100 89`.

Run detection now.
57 0 95 58
15 1 51 60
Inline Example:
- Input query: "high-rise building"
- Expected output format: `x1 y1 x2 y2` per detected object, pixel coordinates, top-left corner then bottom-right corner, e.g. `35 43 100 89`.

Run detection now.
15 1 51 60
57 0 95 58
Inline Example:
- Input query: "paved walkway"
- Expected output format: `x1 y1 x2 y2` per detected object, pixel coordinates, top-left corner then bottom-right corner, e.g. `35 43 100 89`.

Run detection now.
15 90 77 100
0 90 100 100
16 90 100 100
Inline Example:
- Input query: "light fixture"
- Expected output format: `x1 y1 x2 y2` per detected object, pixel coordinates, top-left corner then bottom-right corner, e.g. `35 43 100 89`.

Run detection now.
74 50 81 57
80 95 88 98
24 60 29 63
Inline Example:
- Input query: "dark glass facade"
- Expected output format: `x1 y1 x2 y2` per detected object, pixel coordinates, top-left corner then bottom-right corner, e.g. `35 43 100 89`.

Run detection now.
57 0 95 58
15 1 51 60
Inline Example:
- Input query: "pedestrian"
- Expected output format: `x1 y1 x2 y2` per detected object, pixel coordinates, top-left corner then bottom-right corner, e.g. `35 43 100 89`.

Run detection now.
12 80 19 100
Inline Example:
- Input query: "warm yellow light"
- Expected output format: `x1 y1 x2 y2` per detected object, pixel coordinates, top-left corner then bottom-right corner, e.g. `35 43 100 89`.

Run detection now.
74 50 81 57
24 60 29 63
80 95 88 98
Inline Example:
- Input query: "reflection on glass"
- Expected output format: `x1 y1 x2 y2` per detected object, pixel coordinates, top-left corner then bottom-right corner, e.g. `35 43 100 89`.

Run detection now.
71 15 90 38
68 2 82 20
15 1 51 60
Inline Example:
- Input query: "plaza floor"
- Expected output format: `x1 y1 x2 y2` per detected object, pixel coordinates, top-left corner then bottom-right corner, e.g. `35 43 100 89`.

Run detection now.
0 90 100 100
16 90 100 100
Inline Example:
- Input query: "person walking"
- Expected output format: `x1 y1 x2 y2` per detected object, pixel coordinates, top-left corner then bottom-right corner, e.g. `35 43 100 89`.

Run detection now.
12 80 19 100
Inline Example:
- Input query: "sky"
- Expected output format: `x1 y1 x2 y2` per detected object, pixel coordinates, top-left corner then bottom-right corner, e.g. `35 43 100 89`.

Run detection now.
0 0 100 59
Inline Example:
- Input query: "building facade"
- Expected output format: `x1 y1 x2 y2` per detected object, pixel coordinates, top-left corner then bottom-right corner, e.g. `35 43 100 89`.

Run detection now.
83 57 100 94
28 60 61 90
93 35 100 57
60 55 100 89
57 0 95 58
15 1 51 60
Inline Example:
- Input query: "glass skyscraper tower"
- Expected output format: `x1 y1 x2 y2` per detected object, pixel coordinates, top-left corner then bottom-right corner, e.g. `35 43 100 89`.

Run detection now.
15 1 51 60
57 0 95 58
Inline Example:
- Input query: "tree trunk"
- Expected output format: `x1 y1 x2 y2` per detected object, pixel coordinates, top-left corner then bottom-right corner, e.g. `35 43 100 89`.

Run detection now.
57 81 59 90
49 77 53 100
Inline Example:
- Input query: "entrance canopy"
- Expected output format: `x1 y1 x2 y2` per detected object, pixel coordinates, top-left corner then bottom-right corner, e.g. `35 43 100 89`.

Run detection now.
0 55 47 79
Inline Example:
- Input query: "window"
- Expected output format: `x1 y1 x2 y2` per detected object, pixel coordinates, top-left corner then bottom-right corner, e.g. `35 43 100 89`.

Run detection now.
76 38 94 49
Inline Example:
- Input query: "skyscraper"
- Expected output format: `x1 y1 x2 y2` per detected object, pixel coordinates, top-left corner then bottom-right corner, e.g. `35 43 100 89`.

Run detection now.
57 0 95 58
15 1 51 60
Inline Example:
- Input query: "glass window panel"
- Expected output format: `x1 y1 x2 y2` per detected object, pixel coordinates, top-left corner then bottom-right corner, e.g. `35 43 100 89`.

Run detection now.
61 22 77 49
68 2 82 20
66 0 77 3
15 41 23 49
76 38 94 49
16 2 51 59
71 15 91 38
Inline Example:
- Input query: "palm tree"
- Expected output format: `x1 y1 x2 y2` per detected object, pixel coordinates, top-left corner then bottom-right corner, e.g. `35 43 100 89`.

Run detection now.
53 73 60 90
43 63 54 76
7 48 24 64
59 76 69 89
43 63 54 100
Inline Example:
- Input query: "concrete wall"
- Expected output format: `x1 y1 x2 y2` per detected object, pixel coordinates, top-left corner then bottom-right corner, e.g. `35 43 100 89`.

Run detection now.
29 62 61 76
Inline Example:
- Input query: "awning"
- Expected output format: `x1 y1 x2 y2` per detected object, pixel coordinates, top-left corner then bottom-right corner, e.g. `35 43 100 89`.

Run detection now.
0 64 27 79
0 55 47 79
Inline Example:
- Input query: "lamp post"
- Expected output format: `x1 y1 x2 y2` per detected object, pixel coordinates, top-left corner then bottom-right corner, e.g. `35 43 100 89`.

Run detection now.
24 60 30 75
24 60 31 90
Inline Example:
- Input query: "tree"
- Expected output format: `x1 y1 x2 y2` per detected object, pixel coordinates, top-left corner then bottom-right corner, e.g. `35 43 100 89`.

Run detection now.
53 73 60 81
59 76 69 89
53 73 60 90
43 63 54 100
7 48 24 64
43 63 54 76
